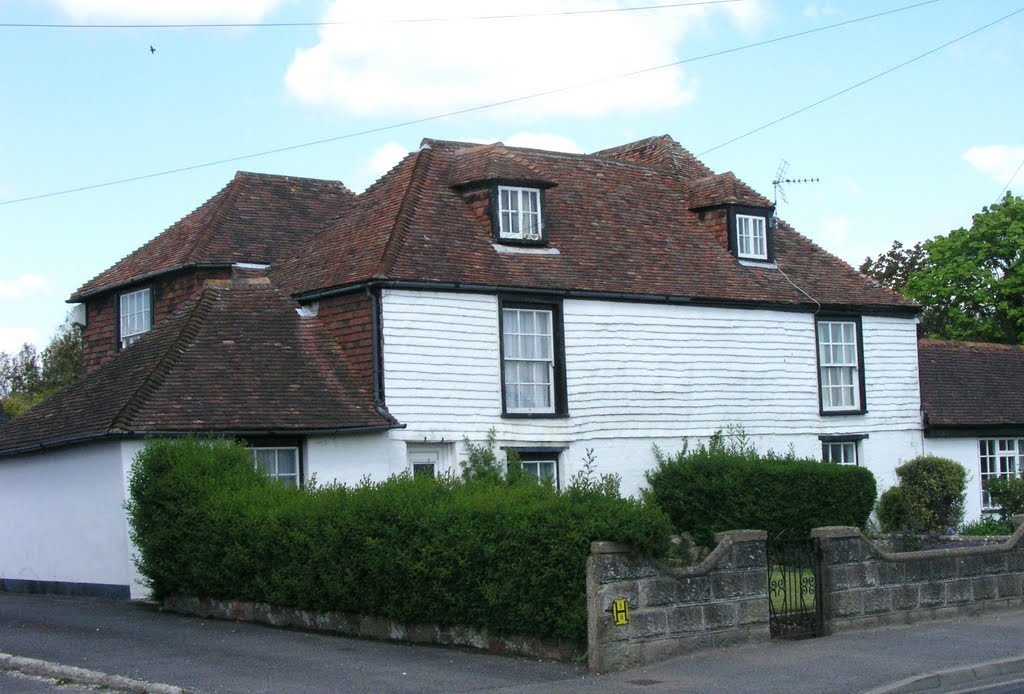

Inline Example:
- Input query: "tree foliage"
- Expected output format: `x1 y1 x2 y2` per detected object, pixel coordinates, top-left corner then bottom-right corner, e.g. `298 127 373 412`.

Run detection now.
862 193 1024 343
0 315 83 419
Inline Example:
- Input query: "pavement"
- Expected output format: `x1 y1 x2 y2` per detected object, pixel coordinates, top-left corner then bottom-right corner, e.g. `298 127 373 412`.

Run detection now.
2 592 1024 693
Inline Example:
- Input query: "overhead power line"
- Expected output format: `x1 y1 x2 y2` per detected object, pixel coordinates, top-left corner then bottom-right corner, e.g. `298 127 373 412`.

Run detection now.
1 0 742 29
697 5 1024 157
0 0 942 206
996 158 1024 203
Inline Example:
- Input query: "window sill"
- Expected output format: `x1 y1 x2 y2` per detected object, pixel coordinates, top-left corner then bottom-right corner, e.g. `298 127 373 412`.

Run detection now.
820 409 867 417
493 243 559 255
501 412 570 420
738 258 776 268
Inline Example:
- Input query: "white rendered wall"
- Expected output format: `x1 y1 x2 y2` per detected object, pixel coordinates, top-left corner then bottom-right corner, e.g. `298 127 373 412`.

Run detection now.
377 289 924 497
0 441 135 594
924 438 984 522
306 433 407 487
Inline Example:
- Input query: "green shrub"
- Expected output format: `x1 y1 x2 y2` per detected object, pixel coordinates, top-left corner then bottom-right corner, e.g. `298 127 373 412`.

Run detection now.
888 456 967 533
959 516 1014 536
127 437 671 643
986 476 1024 523
643 432 877 546
876 486 907 533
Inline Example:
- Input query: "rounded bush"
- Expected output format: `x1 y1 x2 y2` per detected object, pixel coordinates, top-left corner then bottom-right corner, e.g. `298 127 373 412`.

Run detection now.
892 455 967 532
876 486 907 533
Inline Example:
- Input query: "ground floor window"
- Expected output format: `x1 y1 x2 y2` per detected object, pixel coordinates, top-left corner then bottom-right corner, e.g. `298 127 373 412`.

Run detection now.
406 442 455 479
509 448 563 489
980 438 1024 510
822 440 858 465
251 447 300 487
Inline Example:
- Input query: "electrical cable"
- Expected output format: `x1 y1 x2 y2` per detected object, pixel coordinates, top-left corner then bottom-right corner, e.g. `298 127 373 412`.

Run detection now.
995 157 1024 203
0 0 742 29
0 0 942 206
698 5 1024 157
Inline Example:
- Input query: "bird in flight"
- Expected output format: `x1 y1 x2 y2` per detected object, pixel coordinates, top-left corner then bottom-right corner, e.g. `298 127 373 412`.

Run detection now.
150 45 156 54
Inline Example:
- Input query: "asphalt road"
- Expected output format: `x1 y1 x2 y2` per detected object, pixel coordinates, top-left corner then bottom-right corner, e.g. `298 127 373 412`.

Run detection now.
4 592 1024 693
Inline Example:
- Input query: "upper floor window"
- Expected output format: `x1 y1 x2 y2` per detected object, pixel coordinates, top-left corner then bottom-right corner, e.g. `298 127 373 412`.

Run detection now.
816 317 865 414
736 214 768 259
498 186 542 242
119 287 152 349
500 299 566 416
979 438 1023 510
251 446 300 487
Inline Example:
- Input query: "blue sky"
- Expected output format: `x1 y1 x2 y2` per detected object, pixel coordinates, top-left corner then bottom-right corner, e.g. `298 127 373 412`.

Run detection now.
1 0 1022 353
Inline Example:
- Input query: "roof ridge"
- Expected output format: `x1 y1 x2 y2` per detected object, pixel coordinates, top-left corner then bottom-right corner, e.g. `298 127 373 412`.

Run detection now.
234 170 352 193
109 287 217 432
375 148 432 278
186 174 243 263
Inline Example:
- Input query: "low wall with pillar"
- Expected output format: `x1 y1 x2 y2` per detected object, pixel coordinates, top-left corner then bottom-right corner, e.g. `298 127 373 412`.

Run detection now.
813 516 1024 632
586 530 769 672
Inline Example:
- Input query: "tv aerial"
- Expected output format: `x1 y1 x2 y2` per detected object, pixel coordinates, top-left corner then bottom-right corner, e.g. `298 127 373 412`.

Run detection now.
772 159 819 206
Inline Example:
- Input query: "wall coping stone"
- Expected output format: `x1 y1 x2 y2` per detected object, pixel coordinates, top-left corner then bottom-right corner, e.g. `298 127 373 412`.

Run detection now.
714 530 768 543
811 526 862 540
591 541 632 555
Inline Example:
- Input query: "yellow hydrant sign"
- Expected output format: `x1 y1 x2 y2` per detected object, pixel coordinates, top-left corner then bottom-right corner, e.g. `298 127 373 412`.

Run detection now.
612 598 629 626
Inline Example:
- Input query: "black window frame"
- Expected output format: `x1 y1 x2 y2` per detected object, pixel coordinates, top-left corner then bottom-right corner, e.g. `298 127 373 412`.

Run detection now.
498 296 568 418
489 184 548 247
819 434 868 465
116 285 154 351
727 204 775 262
505 446 565 489
814 314 867 416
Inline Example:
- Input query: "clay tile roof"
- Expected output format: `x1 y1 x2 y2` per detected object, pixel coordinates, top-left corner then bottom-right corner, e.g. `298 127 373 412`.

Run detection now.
274 139 918 313
919 339 1024 432
0 281 392 457
687 172 773 209
71 172 355 300
447 142 555 189
591 134 715 180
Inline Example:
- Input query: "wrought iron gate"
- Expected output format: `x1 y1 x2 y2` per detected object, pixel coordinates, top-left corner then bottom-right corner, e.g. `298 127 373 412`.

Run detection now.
766 534 823 639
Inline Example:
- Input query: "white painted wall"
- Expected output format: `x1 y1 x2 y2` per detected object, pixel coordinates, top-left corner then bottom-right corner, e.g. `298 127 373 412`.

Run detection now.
306 432 406 487
0 441 136 593
375 289 924 497
924 437 985 522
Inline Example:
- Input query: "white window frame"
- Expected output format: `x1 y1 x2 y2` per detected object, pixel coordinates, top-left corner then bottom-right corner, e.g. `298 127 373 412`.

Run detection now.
735 214 768 260
497 186 543 241
119 287 152 349
979 438 1023 511
817 319 862 413
408 446 440 478
822 440 858 465
250 446 301 487
501 306 556 414
511 450 561 489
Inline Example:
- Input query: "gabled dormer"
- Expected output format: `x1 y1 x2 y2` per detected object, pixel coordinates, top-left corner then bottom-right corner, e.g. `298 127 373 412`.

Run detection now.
687 172 775 263
446 142 557 246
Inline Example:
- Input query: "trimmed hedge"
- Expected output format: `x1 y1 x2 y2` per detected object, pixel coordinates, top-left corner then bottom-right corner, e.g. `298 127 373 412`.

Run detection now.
876 456 967 533
127 437 671 643
644 440 877 546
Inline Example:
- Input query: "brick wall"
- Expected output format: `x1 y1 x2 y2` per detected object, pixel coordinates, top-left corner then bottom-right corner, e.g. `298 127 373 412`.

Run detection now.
813 518 1024 632
80 268 231 374
316 292 376 390
586 530 769 672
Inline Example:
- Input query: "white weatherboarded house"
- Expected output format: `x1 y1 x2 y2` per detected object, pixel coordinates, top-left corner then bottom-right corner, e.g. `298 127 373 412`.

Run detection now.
0 136 923 599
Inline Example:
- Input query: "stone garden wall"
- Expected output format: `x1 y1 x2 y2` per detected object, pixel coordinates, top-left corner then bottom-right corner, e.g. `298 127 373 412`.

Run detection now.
586 530 769 672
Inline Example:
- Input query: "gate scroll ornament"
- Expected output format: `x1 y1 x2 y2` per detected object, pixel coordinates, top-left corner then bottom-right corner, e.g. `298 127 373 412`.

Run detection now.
766 532 823 639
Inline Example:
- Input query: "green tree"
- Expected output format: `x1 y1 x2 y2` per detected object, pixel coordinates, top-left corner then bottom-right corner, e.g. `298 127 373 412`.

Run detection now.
863 194 1024 343
859 240 927 293
0 315 82 419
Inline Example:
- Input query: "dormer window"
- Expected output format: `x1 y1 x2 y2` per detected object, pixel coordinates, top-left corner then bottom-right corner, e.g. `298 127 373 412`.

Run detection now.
727 206 774 262
736 214 767 260
498 186 542 242
119 287 152 349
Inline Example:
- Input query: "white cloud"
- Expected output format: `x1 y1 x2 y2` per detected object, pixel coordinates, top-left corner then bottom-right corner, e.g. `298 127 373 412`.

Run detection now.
0 274 51 301
802 4 842 18
963 145 1024 185
368 142 410 178
285 0 763 119
0 328 41 354
504 132 584 153
52 0 283 23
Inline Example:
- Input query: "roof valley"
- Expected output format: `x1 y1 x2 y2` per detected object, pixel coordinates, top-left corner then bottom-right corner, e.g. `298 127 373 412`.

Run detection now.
108 288 216 433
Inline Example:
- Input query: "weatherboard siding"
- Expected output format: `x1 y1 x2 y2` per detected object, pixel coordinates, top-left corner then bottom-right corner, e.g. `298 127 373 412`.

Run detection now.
380 290 921 493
